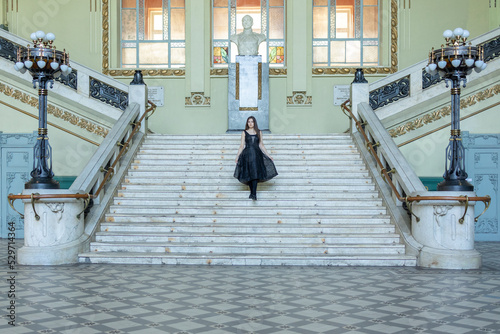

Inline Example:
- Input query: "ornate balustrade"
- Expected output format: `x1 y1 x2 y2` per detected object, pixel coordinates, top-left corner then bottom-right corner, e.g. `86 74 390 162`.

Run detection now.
367 28 500 122
7 88 155 265
0 29 128 120
342 97 490 269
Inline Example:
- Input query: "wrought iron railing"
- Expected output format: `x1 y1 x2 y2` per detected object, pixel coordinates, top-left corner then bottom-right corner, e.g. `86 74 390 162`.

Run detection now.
368 28 500 110
0 30 129 111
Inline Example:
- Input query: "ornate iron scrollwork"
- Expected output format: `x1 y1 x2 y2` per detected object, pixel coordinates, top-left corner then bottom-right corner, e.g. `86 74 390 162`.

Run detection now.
369 76 410 110
422 69 443 90
89 77 129 111
0 38 18 62
55 69 78 90
481 35 500 62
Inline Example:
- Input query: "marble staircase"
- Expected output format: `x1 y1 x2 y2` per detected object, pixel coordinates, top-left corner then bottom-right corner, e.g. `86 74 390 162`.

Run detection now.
78 134 416 266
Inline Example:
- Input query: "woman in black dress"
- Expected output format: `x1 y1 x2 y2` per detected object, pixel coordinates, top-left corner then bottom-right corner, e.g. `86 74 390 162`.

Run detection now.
234 116 278 200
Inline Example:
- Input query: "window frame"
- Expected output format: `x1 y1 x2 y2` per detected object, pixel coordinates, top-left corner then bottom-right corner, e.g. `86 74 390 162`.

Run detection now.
312 0 398 75
119 0 186 70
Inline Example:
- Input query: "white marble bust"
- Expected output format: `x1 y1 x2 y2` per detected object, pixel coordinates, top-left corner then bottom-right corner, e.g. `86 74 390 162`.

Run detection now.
230 15 266 56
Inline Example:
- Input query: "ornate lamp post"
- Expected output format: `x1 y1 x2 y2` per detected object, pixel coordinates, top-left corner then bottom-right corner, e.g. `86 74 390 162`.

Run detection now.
14 31 72 189
425 28 487 191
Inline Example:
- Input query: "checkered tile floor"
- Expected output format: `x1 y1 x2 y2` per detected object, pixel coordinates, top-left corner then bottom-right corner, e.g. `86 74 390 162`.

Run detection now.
1 240 499 334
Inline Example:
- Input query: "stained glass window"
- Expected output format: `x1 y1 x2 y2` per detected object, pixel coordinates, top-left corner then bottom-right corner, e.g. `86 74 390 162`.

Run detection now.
212 0 286 67
312 0 378 67
121 0 185 68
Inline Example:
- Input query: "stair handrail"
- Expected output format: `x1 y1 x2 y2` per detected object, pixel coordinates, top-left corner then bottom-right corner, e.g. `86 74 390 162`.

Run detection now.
341 99 491 223
7 100 156 219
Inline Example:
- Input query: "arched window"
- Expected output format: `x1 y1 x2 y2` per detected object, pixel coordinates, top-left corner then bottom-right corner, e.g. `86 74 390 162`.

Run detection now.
313 0 379 67
212 0 285 67
121 0 186 68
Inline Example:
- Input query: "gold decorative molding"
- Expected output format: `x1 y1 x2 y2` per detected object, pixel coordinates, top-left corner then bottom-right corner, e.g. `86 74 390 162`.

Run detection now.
239 107 258 111
235 63 240 100
210 68 229 76
102 0 110 75
107 69 185 77
185 92 211 106
389 84 500 138
101 0 185 77
258 62 262 99
287 91 312 105
0 82 109 138
269 68 287 75
312 0 398 75
210 68 287 76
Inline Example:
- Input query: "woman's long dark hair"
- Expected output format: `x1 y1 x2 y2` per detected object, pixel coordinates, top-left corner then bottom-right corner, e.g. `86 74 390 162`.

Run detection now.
245 116 260 140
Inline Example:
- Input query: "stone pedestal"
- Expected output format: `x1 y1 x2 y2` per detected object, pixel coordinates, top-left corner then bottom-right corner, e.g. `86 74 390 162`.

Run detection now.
228 55 269 130
411 190 481 269
17 189 89 265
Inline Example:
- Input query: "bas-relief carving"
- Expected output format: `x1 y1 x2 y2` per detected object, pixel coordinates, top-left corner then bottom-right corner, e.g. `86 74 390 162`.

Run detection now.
185 92 211 106
7 213 23 231
6 152 29 167
27 202 81 247
476 218 498 234
287 91 313 105
433 205 453 227
432 204 474 247
0 133 36 145
474 152 499 169
474 174 498 235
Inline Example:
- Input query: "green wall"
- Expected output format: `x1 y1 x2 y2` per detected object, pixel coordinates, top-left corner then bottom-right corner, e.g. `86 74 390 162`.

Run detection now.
2 0 499 176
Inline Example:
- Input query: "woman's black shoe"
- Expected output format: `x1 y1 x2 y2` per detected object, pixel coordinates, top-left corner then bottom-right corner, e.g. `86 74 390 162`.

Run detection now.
249 194 257 200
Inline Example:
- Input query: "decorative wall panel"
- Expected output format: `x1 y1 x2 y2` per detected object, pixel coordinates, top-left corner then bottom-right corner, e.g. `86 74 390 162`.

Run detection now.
0 132 36 239
463 132 500 241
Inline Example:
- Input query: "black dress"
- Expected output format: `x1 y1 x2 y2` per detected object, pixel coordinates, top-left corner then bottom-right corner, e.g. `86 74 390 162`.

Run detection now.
234 131 278 185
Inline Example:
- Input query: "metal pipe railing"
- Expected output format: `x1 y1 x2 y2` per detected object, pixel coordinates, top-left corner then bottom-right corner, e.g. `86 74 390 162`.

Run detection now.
341 99 490 223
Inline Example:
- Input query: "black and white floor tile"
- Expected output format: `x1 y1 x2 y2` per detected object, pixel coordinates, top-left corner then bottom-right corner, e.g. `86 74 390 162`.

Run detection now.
1 240 499 333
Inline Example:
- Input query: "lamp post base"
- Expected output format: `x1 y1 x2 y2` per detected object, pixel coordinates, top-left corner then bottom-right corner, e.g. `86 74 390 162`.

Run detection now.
25 177 60 190
437 179 474 192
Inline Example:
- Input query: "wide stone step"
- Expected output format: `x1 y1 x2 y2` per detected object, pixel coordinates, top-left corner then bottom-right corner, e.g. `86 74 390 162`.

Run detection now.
125 170 370 178
123 177 374 185
78 252 417 266
129 164 368 172
112 198 383 207
104 214 392 224
140 143 357 150
116 189 380 200
138 148 359 155
134 153 361 160
87 242 404 255
120 184 378 191
145 134 351 141
94 232 400 244
100 222 395 234
108 206 387 216
132 159 367 166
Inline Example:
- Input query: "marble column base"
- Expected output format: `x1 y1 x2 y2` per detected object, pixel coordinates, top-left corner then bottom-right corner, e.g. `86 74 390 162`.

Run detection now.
411 190 481 269
17 189 88 265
